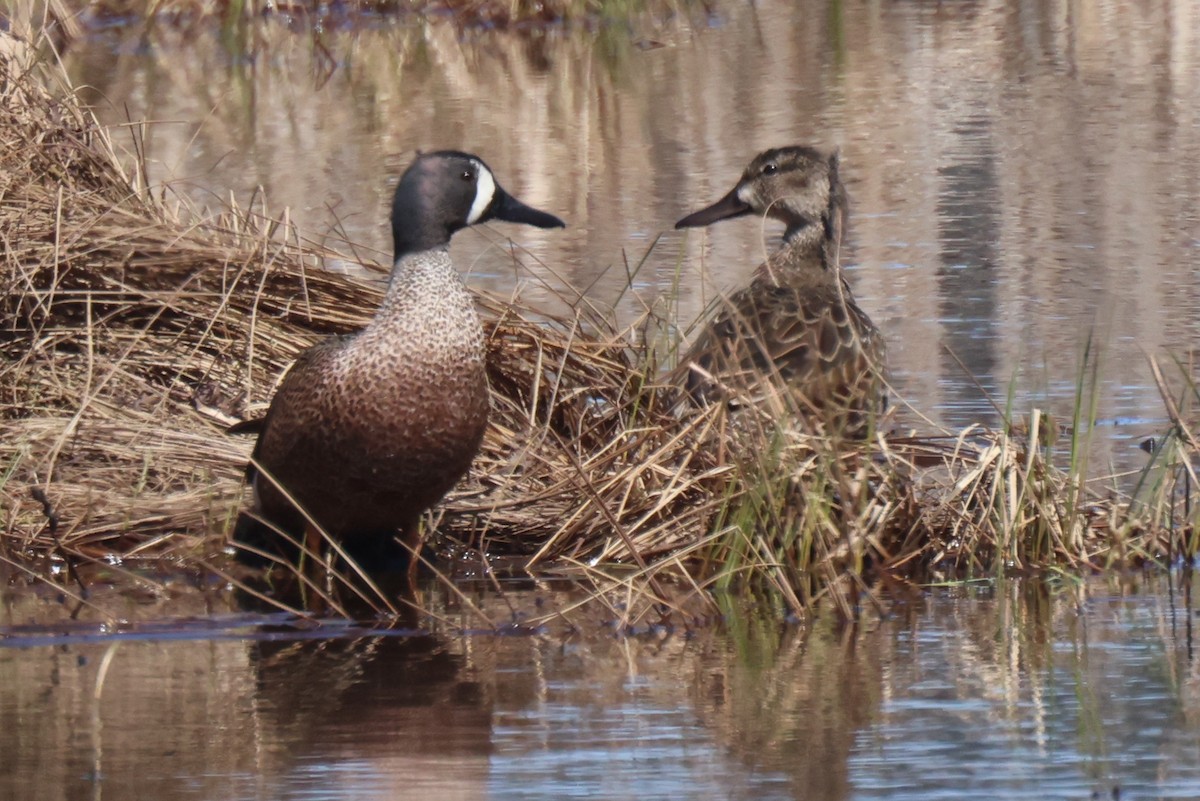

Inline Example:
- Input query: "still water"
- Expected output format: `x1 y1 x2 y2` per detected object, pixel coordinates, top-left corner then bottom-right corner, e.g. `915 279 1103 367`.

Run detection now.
2 573 1198 800
8 3 1200 799
62 0 1200 472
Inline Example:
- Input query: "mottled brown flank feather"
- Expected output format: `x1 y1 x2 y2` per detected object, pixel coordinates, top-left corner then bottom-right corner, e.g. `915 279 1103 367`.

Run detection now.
681 259 887 433
674 146 887 435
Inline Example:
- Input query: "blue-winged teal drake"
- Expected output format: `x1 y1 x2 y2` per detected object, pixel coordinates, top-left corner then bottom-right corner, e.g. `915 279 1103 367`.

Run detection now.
236 150 565 571
673 145 887 435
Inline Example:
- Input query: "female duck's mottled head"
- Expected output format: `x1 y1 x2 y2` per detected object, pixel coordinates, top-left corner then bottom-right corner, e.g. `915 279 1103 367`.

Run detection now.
391 150 565 261
676 146 845 243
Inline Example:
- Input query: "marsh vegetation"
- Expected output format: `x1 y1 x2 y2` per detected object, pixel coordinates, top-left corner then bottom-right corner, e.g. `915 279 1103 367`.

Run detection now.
2 4 1199 623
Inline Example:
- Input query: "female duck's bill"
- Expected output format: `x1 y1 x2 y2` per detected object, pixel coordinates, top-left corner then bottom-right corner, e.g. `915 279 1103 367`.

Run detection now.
674 185 754 228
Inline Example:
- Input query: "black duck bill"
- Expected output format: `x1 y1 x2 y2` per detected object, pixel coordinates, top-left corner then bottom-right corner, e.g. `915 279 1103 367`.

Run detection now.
675 185 753 229
488 187 565 229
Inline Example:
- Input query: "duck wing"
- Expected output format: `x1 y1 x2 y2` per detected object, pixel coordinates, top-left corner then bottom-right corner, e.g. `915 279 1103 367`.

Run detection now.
679 280 887 429
231 337 349 484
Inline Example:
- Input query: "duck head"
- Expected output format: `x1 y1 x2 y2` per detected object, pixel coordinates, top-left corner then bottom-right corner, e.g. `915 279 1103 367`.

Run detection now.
675 146 845 246
391 150 565 261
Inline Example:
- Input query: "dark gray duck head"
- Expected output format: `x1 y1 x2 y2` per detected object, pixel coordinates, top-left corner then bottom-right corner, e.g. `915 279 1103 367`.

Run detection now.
675 145 845 245
390 150 565 262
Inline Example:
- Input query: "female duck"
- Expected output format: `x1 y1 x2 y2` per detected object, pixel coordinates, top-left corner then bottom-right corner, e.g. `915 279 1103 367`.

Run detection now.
674 145 887 435
238 150 564 568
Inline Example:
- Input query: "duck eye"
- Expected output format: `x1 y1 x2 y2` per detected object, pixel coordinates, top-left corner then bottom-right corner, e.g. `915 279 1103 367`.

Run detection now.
461 170 474 182
762 162 778 175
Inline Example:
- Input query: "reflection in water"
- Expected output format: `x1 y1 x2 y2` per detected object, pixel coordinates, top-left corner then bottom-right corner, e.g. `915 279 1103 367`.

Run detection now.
249 636 492 799
2 574 1200 799
935 112 1001 423
852 576 1200 800
683 609 884 800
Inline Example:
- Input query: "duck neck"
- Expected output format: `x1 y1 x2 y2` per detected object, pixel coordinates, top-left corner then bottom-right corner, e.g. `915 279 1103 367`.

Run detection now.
391 198 458 262
782 216 822 248
782 219 836 264
393 229 452 262
755 216 840 289
368 247 458 332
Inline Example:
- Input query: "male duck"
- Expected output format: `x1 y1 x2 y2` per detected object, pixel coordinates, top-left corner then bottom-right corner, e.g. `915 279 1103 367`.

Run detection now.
237 150 565 569
673 145 887 435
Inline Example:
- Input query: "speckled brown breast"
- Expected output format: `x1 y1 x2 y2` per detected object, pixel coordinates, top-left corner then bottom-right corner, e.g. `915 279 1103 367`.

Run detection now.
251 247 488 542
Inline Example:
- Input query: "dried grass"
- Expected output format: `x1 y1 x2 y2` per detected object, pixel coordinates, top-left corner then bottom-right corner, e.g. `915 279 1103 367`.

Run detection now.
2 28 1197 618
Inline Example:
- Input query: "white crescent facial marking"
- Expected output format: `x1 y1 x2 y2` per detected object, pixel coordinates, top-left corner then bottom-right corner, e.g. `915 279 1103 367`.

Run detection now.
467 162 497 225
736 184 752 204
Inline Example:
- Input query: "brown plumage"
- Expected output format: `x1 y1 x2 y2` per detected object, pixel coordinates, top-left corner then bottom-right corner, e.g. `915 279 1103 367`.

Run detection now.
673 146 887 435
234 150 565 571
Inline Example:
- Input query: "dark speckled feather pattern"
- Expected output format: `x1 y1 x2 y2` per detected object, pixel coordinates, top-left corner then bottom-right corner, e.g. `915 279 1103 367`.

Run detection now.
238 150 565 558
251 247 489 542
674 146 887 434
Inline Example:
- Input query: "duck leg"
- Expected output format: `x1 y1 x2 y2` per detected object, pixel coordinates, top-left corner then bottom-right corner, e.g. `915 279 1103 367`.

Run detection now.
302 521 330 614
402 516 424 592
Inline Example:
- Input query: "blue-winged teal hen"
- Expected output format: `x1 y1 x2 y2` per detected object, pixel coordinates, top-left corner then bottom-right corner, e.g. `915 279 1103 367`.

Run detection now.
236 150 565 570
673 146 887 435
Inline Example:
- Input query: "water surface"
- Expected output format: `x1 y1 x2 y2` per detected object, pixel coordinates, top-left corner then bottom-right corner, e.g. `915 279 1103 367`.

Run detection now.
2 573 1198 799
13 6 1200 798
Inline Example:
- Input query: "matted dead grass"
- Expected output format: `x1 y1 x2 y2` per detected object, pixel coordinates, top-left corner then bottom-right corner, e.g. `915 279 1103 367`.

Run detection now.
2 28 1197 617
